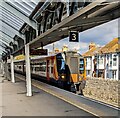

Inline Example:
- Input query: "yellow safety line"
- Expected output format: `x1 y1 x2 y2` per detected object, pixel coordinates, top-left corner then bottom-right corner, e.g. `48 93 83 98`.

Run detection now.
16 76 100 117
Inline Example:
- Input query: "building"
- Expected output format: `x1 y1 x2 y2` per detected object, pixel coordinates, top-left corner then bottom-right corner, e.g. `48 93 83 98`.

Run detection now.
83 38 120 80
83 43 101 78
62 45 68 52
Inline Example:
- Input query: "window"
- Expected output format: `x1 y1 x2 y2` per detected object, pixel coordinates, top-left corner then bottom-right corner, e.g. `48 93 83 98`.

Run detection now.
19 66 21 69
110 54 112 59
56 53 66 73
110 54 112 67
110 61 112 67
107 55 109 60
99 58 103 65
113 58 117 66
51 67 53 73
79 59 84 74
35 67 40 71
87 70 90 76
112 71 116 79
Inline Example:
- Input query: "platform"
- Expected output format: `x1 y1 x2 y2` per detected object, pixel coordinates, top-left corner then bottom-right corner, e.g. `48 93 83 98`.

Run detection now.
0 74 119 117
0 75 97 117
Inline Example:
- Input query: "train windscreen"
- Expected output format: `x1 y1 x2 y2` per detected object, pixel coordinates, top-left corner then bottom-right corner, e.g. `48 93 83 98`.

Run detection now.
56 53 66 74
79 59 84 74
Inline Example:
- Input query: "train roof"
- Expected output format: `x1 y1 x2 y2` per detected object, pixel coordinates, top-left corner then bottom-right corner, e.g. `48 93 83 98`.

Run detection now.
31 54 57 60
13 51 83 62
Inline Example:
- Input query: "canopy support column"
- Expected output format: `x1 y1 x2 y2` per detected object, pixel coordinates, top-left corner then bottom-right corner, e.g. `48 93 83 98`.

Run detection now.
11 55 15 83
25 44 32 96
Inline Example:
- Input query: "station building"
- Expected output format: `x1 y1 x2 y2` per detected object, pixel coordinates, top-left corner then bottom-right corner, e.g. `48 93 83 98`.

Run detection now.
83 38 120 80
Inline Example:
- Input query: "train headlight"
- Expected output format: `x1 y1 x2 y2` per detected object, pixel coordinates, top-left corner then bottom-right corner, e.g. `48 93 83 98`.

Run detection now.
61 75 65 79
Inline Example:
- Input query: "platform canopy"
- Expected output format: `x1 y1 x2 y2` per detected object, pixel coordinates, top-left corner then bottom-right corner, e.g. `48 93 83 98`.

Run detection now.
0 0 41 57
0 0 120 59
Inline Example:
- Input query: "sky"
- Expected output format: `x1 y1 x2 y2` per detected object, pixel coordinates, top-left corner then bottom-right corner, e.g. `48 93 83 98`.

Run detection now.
45 18 119 54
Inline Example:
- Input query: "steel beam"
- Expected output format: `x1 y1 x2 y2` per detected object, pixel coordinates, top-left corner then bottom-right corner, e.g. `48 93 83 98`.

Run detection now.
14 35 24 48
1 0 37 30
43 14 48 33
33 0 52 20
29 0 120 49
58 3 64 23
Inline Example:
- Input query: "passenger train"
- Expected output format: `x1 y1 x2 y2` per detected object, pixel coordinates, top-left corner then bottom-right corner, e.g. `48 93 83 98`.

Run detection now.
9 51 86 93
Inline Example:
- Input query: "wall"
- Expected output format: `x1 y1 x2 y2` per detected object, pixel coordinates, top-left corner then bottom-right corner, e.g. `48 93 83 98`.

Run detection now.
83 78 120 107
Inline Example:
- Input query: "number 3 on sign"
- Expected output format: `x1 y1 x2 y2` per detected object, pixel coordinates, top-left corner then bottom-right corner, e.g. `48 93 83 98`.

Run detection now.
72 33 76 40
69 31 79 42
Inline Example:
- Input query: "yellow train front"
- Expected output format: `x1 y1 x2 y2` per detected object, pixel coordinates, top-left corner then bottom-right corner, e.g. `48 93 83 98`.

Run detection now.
14 51 86 93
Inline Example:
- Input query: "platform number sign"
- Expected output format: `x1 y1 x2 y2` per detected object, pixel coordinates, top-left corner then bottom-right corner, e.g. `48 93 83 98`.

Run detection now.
69 31 79 42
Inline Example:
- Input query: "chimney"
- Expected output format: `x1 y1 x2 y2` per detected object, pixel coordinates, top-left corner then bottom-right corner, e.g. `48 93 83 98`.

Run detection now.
89 42 96 50
62 45 68 52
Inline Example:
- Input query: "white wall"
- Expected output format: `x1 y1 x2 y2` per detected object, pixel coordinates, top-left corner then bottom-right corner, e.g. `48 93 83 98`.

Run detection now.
86 57 92 77
85 52 119 80
105 53 119 80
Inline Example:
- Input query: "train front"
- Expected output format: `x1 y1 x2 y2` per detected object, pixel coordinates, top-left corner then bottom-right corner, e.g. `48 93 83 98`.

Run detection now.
56 51 86 93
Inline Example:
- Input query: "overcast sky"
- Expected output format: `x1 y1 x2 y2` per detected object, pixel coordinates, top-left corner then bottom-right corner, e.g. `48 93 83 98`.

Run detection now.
45 18 119 54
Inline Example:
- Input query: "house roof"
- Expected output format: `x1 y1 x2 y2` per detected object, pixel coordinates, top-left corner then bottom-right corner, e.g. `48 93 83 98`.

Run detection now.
83 46 101 57
98 38 120 54
83 38 120 57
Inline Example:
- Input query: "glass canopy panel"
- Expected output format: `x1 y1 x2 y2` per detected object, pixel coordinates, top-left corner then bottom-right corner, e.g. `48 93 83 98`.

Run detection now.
0 5 24 31
4 0 40 16
0 0 40 55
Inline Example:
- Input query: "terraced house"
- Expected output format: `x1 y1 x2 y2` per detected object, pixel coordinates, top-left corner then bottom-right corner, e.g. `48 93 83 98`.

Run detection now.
83 38 120 80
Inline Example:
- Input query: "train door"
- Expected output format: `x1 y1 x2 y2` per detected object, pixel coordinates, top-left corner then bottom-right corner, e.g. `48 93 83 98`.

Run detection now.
69 57 79 83
46 60 50 81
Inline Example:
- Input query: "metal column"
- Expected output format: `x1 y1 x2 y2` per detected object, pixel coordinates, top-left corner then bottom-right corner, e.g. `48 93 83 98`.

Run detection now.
11 55 15 83
25 44 32 96
66 0 69 16
0 60 4 75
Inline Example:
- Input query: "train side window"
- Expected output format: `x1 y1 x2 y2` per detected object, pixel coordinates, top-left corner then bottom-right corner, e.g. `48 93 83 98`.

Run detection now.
51 67 53 73
19 66 21 69
35 67 40 71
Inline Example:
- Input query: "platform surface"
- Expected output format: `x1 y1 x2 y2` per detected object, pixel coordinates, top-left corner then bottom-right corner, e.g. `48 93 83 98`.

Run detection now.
0 75 96 116
1 74 120 117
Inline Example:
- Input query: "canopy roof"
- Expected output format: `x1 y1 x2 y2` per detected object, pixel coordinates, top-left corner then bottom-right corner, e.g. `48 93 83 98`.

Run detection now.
0 0 40 56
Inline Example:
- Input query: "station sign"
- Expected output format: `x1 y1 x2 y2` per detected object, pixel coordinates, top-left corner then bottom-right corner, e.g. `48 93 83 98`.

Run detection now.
30 49 48 55
69 31 79 42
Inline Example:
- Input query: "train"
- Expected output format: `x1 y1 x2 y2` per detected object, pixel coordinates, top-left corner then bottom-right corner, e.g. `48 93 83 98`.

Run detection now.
9 51 86 94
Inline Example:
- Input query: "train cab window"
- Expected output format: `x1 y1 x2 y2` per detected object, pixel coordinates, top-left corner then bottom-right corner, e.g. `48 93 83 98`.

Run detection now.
80 59 84 74
56 53 65 73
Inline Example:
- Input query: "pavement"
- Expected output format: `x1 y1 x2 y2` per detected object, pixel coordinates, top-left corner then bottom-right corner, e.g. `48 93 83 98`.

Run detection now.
0 74 119 117
0 75 96 116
